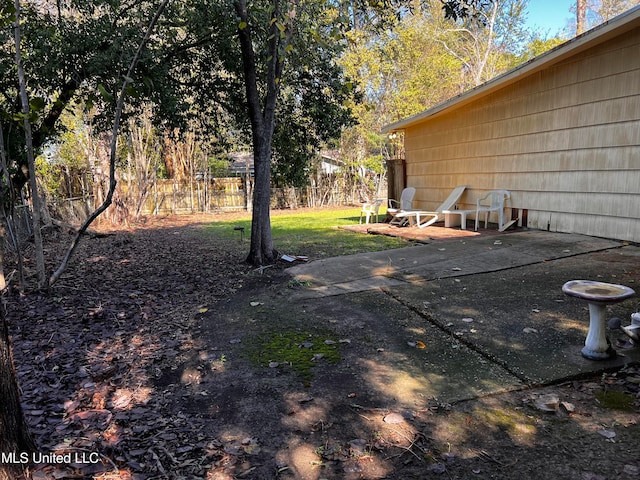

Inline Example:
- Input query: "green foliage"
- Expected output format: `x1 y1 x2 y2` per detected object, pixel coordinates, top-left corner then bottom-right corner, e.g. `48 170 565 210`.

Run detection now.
338 2 466 170
338 0 538 173
56 110 91 171
35 155 63 198
208 156 233 178
519 37 565 60
0 1 187 197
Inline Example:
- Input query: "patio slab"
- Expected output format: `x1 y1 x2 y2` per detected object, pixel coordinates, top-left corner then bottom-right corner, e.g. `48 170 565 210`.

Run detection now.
285 229 640 402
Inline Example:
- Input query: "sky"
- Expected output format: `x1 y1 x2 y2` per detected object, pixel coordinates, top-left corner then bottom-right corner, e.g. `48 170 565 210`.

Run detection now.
524 0 575 36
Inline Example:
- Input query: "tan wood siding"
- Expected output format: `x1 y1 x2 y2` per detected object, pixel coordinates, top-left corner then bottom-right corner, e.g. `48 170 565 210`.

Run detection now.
402 24 640 242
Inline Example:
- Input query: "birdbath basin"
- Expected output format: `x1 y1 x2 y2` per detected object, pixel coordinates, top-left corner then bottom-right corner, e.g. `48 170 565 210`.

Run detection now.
562 280 636 360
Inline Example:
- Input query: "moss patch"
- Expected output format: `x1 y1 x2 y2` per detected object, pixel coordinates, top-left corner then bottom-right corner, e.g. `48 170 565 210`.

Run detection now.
245 329 341 380
595 390 635 411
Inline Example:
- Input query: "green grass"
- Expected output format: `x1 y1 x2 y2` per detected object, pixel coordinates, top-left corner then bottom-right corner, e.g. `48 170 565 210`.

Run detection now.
204 207 408 259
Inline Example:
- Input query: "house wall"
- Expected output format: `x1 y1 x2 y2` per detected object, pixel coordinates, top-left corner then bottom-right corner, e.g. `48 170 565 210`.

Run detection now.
403 25 640 242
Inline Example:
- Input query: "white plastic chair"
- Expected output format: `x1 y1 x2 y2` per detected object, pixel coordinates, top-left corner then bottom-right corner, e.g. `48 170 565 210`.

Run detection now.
475 190 510 231
359 198 384 224
387 187 416 225
392 185 467 228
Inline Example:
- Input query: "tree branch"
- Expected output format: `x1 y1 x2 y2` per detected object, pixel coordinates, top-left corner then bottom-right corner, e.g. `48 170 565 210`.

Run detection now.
49 0 173 287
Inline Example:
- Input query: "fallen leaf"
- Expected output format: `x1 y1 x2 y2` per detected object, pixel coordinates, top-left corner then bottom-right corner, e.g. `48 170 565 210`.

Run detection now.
383 412 404 424
428 463 446 474
534 394 559 412
560 401 575 413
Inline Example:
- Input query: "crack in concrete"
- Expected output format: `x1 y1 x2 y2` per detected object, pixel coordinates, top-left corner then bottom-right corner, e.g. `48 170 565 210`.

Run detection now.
381 287 534 386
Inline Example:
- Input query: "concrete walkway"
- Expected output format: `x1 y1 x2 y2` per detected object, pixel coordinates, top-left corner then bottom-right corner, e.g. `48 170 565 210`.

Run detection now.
286 230 640 403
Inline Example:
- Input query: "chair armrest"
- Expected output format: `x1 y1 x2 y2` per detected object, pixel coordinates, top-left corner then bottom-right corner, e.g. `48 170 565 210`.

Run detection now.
388 199 400 208
477 192 492 205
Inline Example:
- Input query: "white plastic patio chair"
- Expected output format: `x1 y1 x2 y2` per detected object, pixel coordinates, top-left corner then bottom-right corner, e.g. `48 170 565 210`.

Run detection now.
392 185 467 228
359 198 384 224
475 190 511 231
387 187 416 225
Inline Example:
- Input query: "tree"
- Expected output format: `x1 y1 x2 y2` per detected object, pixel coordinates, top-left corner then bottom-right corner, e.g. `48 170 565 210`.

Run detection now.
13 0 46 288
438 0 529 88
49 0 172 285
576 0 587 33
0 300 36 480
568 0 640 35
221 0 499 265
1 3 171 475
220 0 359 264
337 0 533 202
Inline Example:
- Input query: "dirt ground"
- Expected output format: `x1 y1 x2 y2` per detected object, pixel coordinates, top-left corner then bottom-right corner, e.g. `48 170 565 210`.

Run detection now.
4 212 640 480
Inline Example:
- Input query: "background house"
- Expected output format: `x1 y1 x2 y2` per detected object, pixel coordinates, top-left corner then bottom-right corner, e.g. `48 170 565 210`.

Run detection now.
383 6 640 242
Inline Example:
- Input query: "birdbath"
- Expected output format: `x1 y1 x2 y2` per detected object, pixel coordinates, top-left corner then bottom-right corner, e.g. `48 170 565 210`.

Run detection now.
562 280 636 360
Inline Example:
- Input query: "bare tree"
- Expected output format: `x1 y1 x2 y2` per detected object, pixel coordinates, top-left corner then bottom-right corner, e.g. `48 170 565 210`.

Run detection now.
127 110 162 218
438 0 529 89
576 0 587 34
14 0 46 289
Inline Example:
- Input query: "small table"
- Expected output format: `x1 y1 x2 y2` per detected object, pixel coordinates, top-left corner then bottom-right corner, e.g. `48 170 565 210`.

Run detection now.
442 209 476 230
562 280 636 360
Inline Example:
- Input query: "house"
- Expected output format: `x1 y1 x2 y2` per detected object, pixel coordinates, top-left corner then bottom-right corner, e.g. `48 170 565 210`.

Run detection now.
382 6 640 242
227 151 345 176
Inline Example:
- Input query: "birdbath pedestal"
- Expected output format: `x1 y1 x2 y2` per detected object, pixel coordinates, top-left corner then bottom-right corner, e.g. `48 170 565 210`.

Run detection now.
562 280 636 360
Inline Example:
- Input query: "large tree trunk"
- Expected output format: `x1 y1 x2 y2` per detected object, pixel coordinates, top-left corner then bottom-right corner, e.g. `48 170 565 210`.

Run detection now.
235 0 290 266
0 304 36 480
248 137 276 265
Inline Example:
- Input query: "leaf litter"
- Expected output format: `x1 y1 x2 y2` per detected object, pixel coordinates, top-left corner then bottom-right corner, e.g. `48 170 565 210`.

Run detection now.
5 213 640 480
6 215 253 479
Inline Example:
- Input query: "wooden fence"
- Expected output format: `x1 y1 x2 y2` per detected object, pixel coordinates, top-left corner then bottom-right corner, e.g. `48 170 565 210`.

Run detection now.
50 177 375 223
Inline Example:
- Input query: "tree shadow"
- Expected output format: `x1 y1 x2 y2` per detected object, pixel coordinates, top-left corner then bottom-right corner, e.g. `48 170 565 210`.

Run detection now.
4 218 639 479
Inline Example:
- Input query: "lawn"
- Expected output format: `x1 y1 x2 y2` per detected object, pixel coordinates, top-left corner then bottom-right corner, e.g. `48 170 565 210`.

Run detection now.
203 206 409 259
